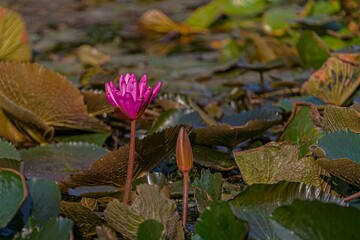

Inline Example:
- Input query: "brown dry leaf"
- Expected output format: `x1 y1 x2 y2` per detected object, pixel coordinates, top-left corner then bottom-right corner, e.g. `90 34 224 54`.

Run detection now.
58 126 183 193
82 90 113 116
0 62 109 144
78 45 111 66
301 55 360 106
317 158 360 188
234 142 320 186
104 184 181 240
320 105 360 133
96 225 117 240
0 7 31 61
80 197 98 211
241 30 277 63
60 201 105 239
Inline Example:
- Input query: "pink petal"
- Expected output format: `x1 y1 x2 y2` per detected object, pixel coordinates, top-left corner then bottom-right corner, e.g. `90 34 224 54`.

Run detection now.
126 76 139 101
124 73 131 84
139 74 148 97
123 92 142 120
105 82 118 107
149 81 162 103
114 106 131 120
138 87 152 112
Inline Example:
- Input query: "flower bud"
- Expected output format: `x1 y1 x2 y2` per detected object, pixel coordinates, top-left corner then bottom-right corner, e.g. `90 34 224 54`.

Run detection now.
176 127 193 173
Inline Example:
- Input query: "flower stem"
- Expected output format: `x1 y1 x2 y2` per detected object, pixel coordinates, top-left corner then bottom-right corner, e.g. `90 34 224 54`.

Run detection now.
182 171 189 228
123 119 136 204
343 191 360 202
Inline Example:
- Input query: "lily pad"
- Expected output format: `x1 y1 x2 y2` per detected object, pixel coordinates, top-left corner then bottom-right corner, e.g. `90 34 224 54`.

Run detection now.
320 105 360 133
229 181 344 240
234 142 320 186
185 1 222 29
0 168 27 228
60 201 104 239
104 184 181 240
193 169 223 213
318 130 360 162
195 201 248 240
270 199 360 240
27 178 61 226
0 62 109 145
317 158 360 188
194 109 281 148
0 7 31 61
296 30 330 69
0 139 20 160
301 56 360 106
262 6 298 36
280 103 322 158
137 219 165 240
193 145 236 171
81 90 113 116
223 0 266 16
26 217 74 240
58 126 182 193
21 142 107 181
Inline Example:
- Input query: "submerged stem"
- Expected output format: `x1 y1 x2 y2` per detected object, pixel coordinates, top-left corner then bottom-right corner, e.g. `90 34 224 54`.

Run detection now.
123 119 136 204
182 171 189 228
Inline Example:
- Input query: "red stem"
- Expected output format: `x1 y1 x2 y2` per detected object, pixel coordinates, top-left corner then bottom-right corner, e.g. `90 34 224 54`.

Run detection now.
123 119 136 204
343 191 360 202
182 171 189 228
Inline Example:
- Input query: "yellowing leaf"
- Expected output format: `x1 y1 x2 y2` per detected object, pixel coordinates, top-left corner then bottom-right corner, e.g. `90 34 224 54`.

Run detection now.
0 7 31 61
0 62 109 145
301 55 360 106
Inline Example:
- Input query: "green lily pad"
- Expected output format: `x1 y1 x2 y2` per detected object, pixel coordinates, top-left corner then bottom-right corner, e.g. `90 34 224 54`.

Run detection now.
0 139 20 160
279 96 325 112
0 168 27 228
195 201 248 240
137 219 164 240
27 178 61 226
60 201 104 239
262 6 298 35
223 0 266 16
26 217 74 240
58 126 183 194
280 103 322 158
0 158 22 172
229 181 344 240
270 200 360 240
317 158 360 188
21 142 107 181
194 109 281 148
296 30 330 69
0 7 31 61
318 130 360 162
104 184 181 240
193 169 223 213
234 142 320 186
185 1 222 29
320 105 360 133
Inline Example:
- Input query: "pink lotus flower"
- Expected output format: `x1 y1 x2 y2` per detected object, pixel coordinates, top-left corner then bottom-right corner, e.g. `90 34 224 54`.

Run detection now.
105 73 162 120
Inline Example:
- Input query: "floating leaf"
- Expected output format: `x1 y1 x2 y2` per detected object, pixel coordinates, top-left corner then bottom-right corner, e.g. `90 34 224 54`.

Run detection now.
223 0 266 16
0 7 31 61
82 90 113 116
26 217 74 240
301 56 360 105
317 158 360 188
229 181 344 240
318 130 360 162
262 6 298 36
193 145 236 171
55 132 111 146
279 96 325 112
137 219 165 240
21 142 107 181
104 184 181 240
60 201 104 239
296 30 330 69
0 62 109 145
58 126 182 193
0 168 27 228
0 158 22 172
77 45 110 66
185 1 222 29
67 185 119 198
193 169 223 213
194 109 281 148
234 142 320 186
270 200 360 240
280 103 322 158
320 105 360 133
195 201 248 240
0 139 20 160
27 178 61 226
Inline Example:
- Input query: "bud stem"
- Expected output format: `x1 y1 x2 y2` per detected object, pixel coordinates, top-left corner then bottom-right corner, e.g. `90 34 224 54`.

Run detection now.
182 171 189 228
123 119 136 204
